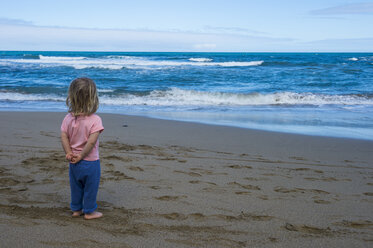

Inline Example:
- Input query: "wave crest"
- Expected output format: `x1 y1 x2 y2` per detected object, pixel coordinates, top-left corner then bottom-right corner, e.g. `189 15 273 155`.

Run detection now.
0 92 64 102
0 55 263 70
100 88 373 106
1 89 372 107
188 58 213 62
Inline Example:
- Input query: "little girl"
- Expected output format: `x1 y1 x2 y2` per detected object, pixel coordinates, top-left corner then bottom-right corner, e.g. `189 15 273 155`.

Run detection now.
61 77 104 220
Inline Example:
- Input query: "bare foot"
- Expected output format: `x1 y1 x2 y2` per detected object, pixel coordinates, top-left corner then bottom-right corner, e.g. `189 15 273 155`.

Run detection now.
84 211 103 220
72 210 83 217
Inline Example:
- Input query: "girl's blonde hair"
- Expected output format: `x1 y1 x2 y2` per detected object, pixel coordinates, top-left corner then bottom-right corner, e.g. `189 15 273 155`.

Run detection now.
66 77 99 116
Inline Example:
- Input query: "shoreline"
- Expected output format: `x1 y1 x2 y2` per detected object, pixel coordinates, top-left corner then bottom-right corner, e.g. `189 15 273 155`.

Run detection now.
1 111 372 247
1 109 372 142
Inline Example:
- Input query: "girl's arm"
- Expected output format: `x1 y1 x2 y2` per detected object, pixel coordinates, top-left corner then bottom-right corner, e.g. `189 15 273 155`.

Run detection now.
61 132 73 161
71 131 100 163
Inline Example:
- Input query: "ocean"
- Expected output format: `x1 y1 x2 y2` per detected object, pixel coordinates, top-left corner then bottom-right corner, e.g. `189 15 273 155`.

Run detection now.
1 51 372 140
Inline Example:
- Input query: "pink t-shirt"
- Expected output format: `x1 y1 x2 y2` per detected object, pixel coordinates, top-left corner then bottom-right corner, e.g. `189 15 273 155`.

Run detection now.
61 113 104 161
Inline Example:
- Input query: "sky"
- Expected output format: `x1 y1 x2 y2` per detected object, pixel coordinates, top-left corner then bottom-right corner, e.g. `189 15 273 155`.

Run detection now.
0 0 372 52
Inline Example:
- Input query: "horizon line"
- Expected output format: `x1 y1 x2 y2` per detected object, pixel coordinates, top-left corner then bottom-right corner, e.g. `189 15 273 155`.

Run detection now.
1 50 373 53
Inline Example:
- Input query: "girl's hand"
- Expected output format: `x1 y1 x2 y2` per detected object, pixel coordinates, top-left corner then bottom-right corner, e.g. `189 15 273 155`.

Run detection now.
71 154 83 164
65 152 74 161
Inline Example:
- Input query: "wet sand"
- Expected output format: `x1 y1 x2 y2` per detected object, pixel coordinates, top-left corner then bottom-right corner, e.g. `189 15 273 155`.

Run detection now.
0 111 372 247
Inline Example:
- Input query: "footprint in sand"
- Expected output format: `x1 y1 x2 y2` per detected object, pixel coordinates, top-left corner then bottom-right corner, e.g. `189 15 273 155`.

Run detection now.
257 195 269 200
226 165 252 169
188 180 216 185
155 195 187 201
103 155 133 162
314 199 331 204
160 212 206 220
149 186 161 190
293 168 324 174
160 213 187 220
0 187 13 193
42 178 54 184
105 163 115 168
262 173 277 176
334 220 373 229
228 182 261 190
202 186 227 193
158 157 177 161
144 164 160 168
174 170 201 177
189 180 200 184
189 168 227 176
294 168 311 171
103 170 135 180
0 168 10 175
40 131 56 137
242 213 274 221
289 156 307 161
214 213 274 222
128 166 144 172
284 223 331 235
306 177 351 182
235 191 251 195
274 187 298 193
189 213 206 220
244 177 269 181
274 186 329 195
0 178 20 186
101 141 136 151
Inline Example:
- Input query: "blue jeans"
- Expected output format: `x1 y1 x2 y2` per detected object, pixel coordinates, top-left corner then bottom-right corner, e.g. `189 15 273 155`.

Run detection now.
69 160 101 214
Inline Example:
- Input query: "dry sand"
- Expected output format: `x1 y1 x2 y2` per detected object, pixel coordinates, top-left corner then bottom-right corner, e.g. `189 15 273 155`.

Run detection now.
0 111 372 247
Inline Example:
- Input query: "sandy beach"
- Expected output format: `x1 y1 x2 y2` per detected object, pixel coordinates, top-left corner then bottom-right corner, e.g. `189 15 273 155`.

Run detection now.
0 111 372 247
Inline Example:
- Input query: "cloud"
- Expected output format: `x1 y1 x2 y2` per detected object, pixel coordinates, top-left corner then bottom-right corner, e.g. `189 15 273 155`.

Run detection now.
310 2 373 15
0 17 34 26
3 17 370 52
0 19 293 52
203 25 267 35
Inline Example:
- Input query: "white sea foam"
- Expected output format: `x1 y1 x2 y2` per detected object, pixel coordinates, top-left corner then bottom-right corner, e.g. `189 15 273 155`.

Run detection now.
39 55 88 61
0 92 64 102
0 55 263 69
99 88 373 107
359 56 373 61
1 89 372 107
348 57 358 61
105 55 138 59
188 58 213 62
98 89 115 93
213 61 263 67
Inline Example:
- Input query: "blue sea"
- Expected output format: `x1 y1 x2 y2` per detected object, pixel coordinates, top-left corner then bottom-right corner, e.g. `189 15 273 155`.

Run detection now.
1 51 373 140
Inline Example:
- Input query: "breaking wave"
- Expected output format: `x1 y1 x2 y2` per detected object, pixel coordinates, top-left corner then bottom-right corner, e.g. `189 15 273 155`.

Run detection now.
98 89 373 106
0 55 263 69
188 57 213 62
0 92 64 102
2 89 372 107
